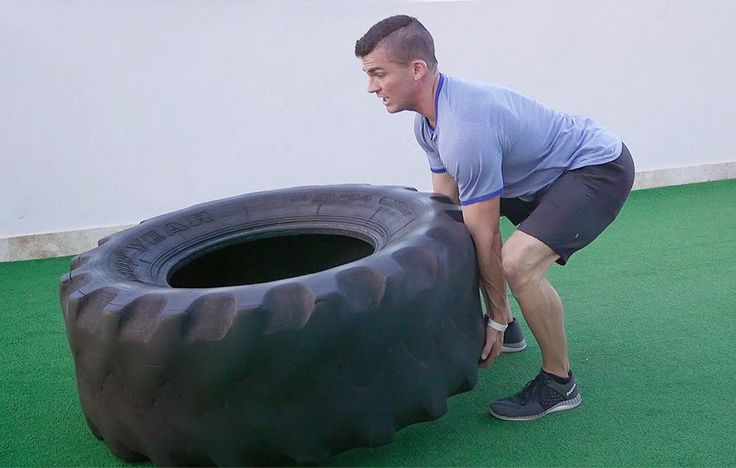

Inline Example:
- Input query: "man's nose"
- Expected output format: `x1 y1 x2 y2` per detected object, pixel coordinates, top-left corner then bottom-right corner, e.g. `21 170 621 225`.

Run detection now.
367 77 379 94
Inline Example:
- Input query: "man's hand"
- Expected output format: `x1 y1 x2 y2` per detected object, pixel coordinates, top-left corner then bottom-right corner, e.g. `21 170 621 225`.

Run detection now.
479 325 504 367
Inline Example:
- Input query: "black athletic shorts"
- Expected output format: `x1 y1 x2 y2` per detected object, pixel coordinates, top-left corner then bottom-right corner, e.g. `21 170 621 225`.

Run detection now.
500 143 635 265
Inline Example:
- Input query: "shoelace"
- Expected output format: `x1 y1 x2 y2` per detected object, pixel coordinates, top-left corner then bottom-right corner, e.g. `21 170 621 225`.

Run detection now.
515 373 547 404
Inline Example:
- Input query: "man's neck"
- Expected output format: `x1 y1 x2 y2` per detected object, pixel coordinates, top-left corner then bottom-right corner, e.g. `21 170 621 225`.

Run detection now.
419 71 441 129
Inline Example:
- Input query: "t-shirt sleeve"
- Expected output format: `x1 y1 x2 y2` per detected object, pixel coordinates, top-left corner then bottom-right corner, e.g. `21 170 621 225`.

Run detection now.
426 150 447 174
414 114 447 173
444 127 506 205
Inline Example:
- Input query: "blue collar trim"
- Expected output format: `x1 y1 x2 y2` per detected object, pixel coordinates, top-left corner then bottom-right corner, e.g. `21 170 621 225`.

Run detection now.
427 73 445 137
434 73 445 128
434 73 445 118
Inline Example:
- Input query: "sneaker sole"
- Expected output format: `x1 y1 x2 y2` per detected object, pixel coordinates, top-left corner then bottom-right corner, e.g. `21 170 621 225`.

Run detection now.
488 394 582 421
501 339 527 353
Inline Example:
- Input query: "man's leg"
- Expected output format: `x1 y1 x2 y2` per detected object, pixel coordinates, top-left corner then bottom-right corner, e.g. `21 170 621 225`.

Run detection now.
487 229 582 421
489 145 634 421
502 230 567 376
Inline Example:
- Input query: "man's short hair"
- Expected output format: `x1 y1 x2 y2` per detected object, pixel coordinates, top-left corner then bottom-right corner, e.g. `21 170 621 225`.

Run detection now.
355 15 438 70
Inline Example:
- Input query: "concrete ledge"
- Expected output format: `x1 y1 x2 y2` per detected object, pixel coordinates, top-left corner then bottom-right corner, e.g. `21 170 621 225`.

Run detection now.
632 161 736 190
0 238 9 263
2 162 735 263
1 225 135 263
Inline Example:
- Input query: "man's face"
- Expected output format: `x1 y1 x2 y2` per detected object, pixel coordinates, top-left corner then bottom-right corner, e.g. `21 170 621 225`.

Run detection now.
361 45 418 113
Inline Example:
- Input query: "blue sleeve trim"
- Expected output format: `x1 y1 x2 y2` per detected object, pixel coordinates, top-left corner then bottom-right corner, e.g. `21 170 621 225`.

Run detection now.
430 168 448 174
460 188 504 206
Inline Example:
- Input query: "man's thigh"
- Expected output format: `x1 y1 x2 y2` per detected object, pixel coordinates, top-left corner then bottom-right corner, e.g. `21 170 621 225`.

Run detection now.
518 144 635 265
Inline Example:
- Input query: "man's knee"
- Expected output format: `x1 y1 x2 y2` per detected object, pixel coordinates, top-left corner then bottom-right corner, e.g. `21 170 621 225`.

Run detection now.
501 233 556 291
502 243 536 291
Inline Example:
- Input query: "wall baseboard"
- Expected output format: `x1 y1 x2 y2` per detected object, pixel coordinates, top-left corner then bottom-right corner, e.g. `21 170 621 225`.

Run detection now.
0 225 136 264
2 162 735 263
631 161 736 191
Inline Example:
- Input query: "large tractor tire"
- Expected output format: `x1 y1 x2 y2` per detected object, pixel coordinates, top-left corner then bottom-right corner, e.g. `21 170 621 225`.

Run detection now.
59 184 485 466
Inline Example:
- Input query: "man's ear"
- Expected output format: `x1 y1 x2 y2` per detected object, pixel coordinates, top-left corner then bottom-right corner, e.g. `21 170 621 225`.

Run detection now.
411 60 429 80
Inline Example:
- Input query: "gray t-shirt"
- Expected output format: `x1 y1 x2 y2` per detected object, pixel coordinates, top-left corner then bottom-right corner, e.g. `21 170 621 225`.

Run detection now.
414 74 622 205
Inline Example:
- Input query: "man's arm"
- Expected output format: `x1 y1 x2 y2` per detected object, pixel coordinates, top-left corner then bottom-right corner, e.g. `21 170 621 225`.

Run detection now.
431 172 460 204
461 196 509 366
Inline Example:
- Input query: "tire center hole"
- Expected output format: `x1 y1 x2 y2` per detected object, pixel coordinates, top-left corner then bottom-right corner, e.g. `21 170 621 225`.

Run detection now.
168 233 375 288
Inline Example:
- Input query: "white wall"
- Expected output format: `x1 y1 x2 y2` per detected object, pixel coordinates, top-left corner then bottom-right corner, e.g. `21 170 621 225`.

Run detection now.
2 0 735 239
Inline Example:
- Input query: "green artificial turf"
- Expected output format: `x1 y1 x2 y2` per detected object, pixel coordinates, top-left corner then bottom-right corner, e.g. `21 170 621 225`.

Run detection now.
1 180 735 466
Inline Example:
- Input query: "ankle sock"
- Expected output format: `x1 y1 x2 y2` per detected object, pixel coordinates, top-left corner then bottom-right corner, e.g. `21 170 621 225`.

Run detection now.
542 369 571 385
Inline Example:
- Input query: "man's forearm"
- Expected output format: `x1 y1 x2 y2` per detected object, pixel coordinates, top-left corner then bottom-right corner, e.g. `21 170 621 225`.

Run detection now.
477 230 509 322
441 185 460 205
460 196 508 323
431 173 460 204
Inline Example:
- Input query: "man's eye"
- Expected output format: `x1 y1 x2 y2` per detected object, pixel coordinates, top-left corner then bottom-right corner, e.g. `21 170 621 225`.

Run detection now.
376 73 385 78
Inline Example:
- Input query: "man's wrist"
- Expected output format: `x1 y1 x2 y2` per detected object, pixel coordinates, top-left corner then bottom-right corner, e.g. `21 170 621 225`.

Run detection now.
486 316 508 332
486 307 510 325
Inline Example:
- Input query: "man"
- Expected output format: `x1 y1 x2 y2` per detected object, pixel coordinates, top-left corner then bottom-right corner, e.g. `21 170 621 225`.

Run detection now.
355 15 634 421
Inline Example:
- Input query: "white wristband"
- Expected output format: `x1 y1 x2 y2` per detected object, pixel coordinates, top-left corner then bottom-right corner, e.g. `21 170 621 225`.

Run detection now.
486 317 508 332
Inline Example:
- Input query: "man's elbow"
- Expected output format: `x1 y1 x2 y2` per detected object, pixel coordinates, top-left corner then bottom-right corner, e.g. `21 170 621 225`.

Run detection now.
461 200 502 244
464 219 500 246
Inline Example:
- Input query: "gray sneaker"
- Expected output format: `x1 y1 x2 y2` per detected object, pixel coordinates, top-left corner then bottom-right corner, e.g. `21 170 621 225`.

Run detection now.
502 318 527 353
489 370 582 421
